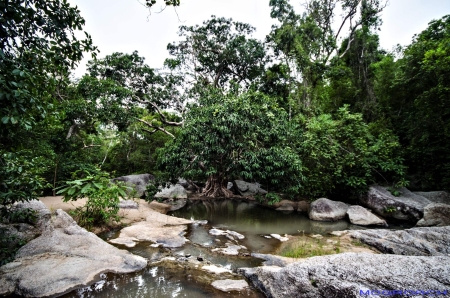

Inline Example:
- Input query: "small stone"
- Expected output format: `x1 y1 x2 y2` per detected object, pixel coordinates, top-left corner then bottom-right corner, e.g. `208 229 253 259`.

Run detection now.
197 256 204 262
211 279 249 292
310 234 323 239
270 234 289 241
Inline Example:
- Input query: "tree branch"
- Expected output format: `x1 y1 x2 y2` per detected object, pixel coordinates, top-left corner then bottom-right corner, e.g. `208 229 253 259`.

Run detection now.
136 118 175 139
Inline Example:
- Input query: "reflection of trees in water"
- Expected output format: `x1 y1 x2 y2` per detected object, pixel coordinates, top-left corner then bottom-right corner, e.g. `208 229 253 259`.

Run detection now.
173 200 350 234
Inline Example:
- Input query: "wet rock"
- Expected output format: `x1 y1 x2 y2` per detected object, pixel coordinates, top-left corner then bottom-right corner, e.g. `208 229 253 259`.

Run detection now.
154 184 188 199
347 205 387 226
109 211 193 248
209 228 245 240
360 185 431 221
0 208 147 297
348 226 450 256
118 200 139 209
111 173 154 197
233 180 267 197
251 253 297 267
276 205 294 212
148 201 171 214
413 190 450 205
308 198 349 221
239 253 450 298
416 203 450 227
212 243 246 255
202 264 232 274
270 234 289 241
297 200 310 213
211 279 248 292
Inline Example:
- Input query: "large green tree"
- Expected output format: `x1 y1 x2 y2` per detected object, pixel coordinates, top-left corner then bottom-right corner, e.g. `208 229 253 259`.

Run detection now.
159 89 303 198
374 15 450 190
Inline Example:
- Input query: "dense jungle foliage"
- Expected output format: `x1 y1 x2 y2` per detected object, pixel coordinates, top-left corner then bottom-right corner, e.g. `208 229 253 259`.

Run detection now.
1 0 449 218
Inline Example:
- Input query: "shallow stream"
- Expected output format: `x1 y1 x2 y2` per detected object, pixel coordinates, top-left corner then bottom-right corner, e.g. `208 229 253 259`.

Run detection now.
63 199 410 297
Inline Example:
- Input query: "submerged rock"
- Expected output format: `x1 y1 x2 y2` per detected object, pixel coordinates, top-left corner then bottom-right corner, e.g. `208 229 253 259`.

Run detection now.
202 264 232 274
416 203 450 227
209 228 245 240
346 205 387 226
348 226 450 256
360 185 431 221
212 243 247 255
111 173 154 197
211 279 248 292
0 207 146 297
308 198 349 221
239 253 450 298
270 234 289 242
233 180 267 197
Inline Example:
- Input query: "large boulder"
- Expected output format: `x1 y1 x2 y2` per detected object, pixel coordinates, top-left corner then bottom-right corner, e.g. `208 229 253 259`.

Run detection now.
109 210 193 248
239 253 450 298
413 191 450 205
416 203 450 227
112 173 154 197
0 205 147 297
346 205 387 226
308 198 349 221
360 185 431 222
348 226 450 256
233 180 267 197
154 184 188 199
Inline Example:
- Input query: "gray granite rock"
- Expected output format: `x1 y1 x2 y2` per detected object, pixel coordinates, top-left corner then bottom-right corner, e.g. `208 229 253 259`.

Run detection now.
233 180 267 197
348 226 450 256
0 209 146 297
239 253 450 298
308 198 349 221
360 186 431 222
154 184 188 199
413 190 450 205
211 279 248 292
416 203 450 227
347 205 387 226
112 173 154 197
118 199 139 209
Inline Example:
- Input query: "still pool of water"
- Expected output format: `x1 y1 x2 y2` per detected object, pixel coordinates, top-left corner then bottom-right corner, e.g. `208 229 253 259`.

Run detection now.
63 199 411 298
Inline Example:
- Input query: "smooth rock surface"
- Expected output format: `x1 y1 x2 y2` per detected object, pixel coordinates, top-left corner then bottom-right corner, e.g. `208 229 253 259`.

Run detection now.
154 184 188 199
111 173 154 197
348 226 450 256
118 199 139 209
296 200 310 213
211 279 248 292
212 243 246 255
233 180 267 197
360 185 431 221
416 203 450 227
308 198 349 221
347 205 387 226
270 234 289 242
0 208 147 297
148 201 171 214
239 253 450 298
202 265 232 274
110 211 193 248
413 190 450 205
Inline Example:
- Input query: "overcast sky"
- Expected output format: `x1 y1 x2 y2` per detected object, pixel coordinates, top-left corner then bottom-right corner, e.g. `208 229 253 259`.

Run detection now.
68 0 450 78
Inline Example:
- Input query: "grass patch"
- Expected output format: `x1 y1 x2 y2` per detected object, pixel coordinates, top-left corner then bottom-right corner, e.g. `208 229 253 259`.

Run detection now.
280 237 340 258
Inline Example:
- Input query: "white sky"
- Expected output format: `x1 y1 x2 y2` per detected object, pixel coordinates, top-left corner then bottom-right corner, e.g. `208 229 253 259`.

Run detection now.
68 0 450 78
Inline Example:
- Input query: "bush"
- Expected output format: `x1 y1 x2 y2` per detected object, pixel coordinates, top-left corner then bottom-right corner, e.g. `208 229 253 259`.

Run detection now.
298 106 406 198
57 169 129 229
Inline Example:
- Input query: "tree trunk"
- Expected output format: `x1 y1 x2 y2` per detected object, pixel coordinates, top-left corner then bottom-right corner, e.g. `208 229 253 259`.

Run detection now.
201 174 233 198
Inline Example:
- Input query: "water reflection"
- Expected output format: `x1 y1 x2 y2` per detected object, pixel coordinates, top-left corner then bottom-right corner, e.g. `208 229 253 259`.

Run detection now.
171 199 352 236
